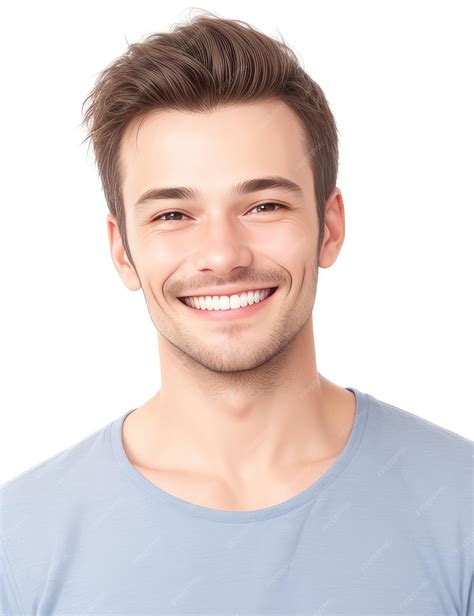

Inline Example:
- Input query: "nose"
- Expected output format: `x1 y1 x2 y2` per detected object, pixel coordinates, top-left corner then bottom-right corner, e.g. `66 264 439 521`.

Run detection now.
192 216 253 277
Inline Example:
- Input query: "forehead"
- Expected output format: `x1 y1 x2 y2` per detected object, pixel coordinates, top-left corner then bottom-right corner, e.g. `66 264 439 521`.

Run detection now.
119 99 311 208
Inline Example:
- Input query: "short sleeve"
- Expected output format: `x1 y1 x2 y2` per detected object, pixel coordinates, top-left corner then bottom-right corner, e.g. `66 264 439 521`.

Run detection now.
467 573 474 616
0 542 23 615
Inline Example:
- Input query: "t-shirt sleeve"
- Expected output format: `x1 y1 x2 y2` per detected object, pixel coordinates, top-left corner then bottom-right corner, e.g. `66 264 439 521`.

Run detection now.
0 542 23 616
467 573 474 616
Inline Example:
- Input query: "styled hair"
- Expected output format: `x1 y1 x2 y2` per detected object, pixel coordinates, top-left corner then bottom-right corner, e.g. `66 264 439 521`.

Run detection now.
81 9 338 272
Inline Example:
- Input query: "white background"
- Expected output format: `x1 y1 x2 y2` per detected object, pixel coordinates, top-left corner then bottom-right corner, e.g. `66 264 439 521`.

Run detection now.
1 0 472 483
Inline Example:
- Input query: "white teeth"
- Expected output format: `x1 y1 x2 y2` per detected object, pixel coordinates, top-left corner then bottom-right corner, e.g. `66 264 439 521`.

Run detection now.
183 288 274 311
219 296 230 310
230 294 240 309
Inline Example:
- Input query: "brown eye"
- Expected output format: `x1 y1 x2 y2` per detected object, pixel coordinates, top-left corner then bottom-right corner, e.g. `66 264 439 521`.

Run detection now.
248 202 286 215
151 211 189 223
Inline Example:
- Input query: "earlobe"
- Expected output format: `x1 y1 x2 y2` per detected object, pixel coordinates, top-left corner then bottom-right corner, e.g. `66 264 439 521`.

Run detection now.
106 213 142 291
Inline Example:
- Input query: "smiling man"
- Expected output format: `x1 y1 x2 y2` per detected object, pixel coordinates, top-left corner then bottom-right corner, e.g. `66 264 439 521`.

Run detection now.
112 98 358 516
1 11 472 616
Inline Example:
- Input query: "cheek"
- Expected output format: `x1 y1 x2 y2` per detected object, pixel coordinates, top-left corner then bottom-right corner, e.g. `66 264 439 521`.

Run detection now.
141 232 183 262
257 222 314 263
132 235 180 285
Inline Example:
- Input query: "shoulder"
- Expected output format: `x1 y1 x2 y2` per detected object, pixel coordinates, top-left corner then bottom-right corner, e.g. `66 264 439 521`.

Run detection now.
365 390 472 459
0 417 116 539
363 390 472 516
359 391 473 616
0 416 120 613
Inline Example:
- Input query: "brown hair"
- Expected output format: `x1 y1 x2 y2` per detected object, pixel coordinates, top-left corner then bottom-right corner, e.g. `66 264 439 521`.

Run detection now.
81 9 338 272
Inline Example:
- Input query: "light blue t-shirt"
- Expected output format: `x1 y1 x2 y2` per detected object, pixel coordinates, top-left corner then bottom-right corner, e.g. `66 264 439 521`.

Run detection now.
1 387 472 615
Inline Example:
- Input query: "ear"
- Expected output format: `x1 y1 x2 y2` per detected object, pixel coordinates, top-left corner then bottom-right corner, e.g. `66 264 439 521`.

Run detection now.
106 213 141 291
318 187 346 269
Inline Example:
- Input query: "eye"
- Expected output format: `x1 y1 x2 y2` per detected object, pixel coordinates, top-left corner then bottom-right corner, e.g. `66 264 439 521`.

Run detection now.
246 202 286 215
151 211 190 223
151 202 286 224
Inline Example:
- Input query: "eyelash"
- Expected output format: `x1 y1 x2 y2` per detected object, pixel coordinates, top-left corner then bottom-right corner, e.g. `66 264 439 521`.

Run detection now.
150 202 287 223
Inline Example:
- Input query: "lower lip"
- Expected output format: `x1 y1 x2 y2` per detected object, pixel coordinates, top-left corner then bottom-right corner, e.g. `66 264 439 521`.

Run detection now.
177 287 279 320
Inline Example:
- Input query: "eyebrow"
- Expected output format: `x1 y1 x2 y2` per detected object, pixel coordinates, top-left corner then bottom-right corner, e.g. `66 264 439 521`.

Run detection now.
134 175 304 209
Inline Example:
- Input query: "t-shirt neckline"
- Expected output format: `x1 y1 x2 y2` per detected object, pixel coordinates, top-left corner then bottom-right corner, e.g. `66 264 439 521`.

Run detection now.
110 387 369 523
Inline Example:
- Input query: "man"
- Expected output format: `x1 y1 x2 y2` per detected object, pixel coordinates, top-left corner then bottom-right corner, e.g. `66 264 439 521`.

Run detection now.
1 12 472 615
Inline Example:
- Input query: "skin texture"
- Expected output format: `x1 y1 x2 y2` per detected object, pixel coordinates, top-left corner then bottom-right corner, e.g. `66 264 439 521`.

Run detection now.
107 98 356 511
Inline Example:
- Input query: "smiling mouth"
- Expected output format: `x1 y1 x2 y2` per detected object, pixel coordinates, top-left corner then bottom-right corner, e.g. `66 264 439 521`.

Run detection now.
177 286 278 311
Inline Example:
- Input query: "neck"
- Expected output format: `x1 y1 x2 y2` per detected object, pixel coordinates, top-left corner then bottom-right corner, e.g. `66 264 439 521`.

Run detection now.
130 319 354 483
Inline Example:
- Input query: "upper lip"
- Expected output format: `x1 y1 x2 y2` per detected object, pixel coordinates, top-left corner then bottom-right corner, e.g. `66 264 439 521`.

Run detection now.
178 285 278 298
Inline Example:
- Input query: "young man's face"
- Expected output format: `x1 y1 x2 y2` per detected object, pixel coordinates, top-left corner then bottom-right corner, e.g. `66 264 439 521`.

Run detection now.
110 99 339 373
